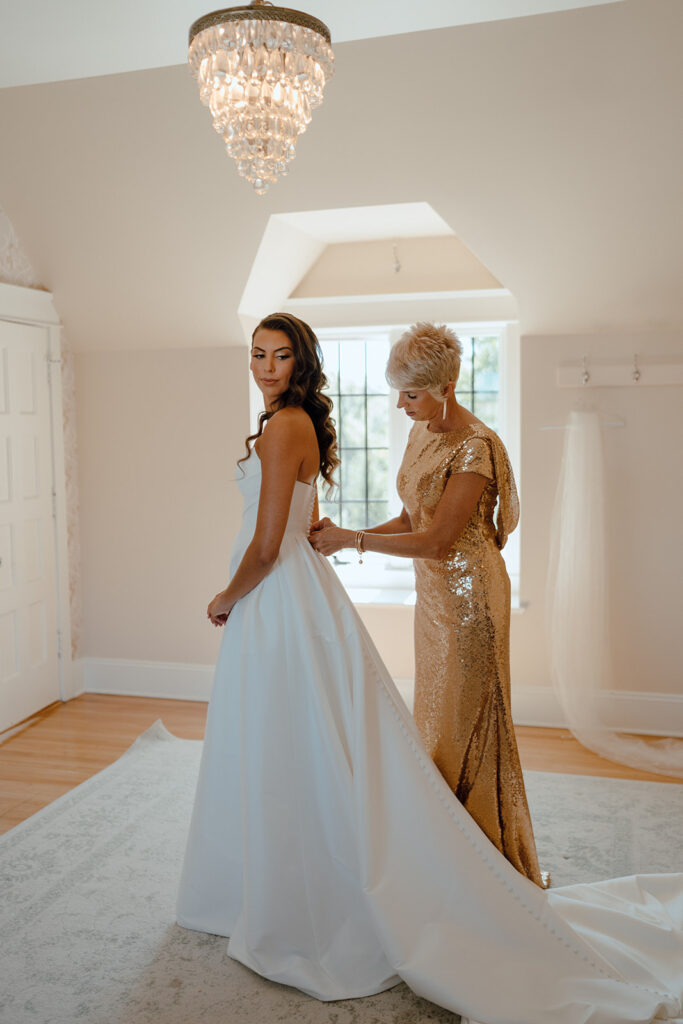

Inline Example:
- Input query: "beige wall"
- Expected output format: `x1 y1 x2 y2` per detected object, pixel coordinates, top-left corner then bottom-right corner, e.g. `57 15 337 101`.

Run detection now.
514 331 683 695
77 346 249 664
356 603 415 680
291 237 502 298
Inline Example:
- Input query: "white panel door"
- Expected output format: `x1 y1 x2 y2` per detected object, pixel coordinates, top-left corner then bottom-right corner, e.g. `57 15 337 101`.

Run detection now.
0 320 60 731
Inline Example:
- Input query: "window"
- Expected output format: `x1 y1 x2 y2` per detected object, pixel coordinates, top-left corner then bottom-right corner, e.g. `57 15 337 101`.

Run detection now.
456 334 500 431
317 324 518 605
318 332 391 531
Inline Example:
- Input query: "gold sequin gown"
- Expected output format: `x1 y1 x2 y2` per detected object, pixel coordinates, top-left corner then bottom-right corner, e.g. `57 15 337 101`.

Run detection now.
397 419 542 885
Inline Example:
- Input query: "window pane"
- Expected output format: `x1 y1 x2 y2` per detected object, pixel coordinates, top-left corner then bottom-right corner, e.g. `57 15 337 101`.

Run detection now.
340 395 366 448
320 340 339 394
320 475 340 501
472 392 498 431
367 448 388 500
366 339 390 394
341 502 367 530
457 391 474 415
457 336 473 392
319 500 340 523
328 401 341 442
367 395 389 447
341 448 366 501
367 500 389 525
339 340 365 394
473 336 499 391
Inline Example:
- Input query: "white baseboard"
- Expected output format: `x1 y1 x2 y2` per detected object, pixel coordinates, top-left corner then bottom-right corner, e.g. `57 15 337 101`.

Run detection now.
511 685 565 729
82 658 215 702
389 680 683 737
80 659 683 737
512 685 683 737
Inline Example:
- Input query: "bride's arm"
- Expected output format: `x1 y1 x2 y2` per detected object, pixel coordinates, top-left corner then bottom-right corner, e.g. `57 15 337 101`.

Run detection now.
207 412 306 625
310 472 487 562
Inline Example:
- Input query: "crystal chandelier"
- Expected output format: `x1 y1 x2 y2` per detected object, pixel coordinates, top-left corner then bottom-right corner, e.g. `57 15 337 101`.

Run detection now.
188 1 334 195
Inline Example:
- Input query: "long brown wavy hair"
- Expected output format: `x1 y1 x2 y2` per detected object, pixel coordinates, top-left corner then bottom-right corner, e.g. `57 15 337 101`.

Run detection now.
238 312 339 489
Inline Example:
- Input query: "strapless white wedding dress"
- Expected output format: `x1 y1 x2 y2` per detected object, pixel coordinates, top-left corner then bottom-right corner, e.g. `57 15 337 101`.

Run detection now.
177 454 683 1024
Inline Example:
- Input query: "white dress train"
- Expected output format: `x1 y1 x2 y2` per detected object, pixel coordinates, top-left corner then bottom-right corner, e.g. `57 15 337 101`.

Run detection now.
177 454 683 1024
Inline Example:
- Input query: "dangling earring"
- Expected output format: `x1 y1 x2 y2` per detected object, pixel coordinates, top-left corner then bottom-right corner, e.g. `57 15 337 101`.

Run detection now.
442 396 448 419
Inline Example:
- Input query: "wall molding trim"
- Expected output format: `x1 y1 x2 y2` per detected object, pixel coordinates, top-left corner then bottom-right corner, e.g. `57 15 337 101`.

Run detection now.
82 657 215 702
80 659 683 737
0 281 60 325
511 684 683 737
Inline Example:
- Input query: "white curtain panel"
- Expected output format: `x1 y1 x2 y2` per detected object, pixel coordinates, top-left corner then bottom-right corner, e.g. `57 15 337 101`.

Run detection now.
547 408 683 778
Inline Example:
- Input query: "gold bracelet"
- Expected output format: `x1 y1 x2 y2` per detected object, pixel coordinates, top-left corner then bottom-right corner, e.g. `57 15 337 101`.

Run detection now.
355 530 365 564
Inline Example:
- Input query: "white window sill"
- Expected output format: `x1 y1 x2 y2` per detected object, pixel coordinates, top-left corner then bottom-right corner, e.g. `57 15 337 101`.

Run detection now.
348 587 416 606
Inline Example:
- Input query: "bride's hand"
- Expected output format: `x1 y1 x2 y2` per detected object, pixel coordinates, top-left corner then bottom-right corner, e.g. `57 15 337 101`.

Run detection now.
309 523 350 556
207 591 234 627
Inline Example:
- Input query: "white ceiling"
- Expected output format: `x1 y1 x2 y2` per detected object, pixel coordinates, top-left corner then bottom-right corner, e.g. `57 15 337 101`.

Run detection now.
0 0 622 88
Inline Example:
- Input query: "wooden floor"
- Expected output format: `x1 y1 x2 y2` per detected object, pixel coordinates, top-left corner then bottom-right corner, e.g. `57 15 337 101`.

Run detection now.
0 693 681 836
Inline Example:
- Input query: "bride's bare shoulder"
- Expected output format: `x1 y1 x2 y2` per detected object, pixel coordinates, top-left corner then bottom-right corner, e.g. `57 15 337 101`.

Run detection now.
270 405 312 425
261 407 314 451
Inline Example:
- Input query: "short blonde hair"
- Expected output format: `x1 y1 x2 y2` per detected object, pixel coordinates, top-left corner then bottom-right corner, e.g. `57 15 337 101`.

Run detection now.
386 322 462 398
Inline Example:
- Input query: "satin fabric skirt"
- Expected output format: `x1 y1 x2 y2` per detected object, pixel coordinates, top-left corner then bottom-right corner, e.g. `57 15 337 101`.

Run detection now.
177 480 683 1022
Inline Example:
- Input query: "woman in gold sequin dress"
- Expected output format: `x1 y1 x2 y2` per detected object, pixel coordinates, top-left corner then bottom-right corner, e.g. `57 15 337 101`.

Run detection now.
311 322 542 885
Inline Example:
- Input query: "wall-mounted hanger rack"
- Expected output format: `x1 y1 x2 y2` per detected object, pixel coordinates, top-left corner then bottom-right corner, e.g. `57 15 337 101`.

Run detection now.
540 401 625 431
557 355 683 389
540 418 625 431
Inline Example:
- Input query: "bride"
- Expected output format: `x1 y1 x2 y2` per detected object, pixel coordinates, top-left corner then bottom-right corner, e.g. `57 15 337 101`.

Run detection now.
176 312 683 1024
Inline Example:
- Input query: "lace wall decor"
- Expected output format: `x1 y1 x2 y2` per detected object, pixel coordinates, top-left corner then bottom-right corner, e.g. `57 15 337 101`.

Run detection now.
0 203 40 288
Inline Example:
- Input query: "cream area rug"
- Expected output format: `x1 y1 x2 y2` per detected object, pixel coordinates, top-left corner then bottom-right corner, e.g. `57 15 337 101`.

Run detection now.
1 721 682 1024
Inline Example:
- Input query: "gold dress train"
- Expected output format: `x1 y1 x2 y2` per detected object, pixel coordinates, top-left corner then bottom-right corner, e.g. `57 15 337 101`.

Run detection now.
397 420 542 885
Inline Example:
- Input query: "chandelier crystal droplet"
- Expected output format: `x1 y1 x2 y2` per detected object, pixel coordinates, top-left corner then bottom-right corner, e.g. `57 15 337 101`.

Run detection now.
188 2 334 195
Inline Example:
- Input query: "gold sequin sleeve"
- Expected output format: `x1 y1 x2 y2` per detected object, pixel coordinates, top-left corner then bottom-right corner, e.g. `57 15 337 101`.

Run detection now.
397 421 541 885
446 435 493 480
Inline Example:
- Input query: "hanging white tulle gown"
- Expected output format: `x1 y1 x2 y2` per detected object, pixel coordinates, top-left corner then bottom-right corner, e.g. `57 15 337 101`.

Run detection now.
177 453 683 1024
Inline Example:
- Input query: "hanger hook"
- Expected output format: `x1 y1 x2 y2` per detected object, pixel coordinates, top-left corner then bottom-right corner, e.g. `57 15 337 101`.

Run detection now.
392 242 401 274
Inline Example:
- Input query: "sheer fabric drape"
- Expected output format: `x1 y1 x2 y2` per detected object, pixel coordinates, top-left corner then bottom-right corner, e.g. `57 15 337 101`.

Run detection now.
547 408 683 778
